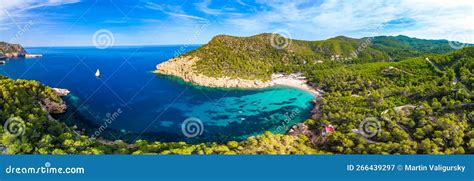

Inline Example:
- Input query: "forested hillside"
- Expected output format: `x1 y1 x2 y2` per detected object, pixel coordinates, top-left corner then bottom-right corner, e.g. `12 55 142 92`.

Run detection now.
306 47 473 154
184 34 461 80
1 36 472 154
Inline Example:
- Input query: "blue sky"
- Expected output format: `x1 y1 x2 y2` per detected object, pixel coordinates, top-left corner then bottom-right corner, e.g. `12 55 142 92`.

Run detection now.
0 0 473 47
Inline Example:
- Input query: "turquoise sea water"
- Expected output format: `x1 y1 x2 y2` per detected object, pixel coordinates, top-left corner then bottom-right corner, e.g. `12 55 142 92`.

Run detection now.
0 46 314 143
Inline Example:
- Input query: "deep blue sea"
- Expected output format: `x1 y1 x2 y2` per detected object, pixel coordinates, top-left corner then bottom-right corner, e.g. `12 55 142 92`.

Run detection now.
0 46 314 143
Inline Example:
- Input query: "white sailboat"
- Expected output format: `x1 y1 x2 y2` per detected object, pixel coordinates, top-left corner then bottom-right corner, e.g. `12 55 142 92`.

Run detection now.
95 69 101 77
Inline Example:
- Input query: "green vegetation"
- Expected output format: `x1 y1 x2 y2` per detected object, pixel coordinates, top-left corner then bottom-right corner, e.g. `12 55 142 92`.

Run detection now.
0 76 316 154
306 47 473 154
130 132 318 154
0 35 472 154
0 76 95 154
184 34 459 80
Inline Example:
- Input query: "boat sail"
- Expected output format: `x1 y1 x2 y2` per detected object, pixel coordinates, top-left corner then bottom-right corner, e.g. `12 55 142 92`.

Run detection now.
95 69 100 77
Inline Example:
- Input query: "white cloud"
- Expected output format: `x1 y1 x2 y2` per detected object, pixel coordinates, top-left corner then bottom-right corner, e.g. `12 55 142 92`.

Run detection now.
227 18 264 31
0 0 80 22
145 1 207 21
166 12 207 21
195 0 222 15
236 0 249 7
223 0 474 42
394 0 474 42
143 1 165 11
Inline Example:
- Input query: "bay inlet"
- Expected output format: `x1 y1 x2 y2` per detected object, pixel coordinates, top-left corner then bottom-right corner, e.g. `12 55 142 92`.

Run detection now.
0 46 315 143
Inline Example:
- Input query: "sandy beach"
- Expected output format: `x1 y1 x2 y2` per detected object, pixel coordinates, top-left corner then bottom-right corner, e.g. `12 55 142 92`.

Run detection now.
269 73 322 96
155 56 322 96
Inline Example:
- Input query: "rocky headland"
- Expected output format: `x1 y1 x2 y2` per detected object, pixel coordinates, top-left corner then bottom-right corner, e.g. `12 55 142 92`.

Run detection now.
0 42 27 59
155 56 321 96
155 56 268 88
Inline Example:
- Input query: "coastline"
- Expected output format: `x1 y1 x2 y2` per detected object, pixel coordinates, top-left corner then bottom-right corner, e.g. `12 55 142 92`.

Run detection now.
269 73 322 96
155 56 324 140
155 56 322 96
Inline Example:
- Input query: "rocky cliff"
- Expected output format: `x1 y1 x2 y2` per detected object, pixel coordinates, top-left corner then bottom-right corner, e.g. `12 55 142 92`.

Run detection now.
155 56 269 88
0 42 27 59
41 88 70 114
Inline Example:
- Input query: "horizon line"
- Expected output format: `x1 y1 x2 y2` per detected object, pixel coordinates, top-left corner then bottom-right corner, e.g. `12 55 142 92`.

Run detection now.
23 44 204 48
8 33 474 48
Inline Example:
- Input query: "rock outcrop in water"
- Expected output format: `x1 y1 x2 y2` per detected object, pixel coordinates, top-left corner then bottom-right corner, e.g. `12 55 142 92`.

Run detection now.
52 88 70 97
